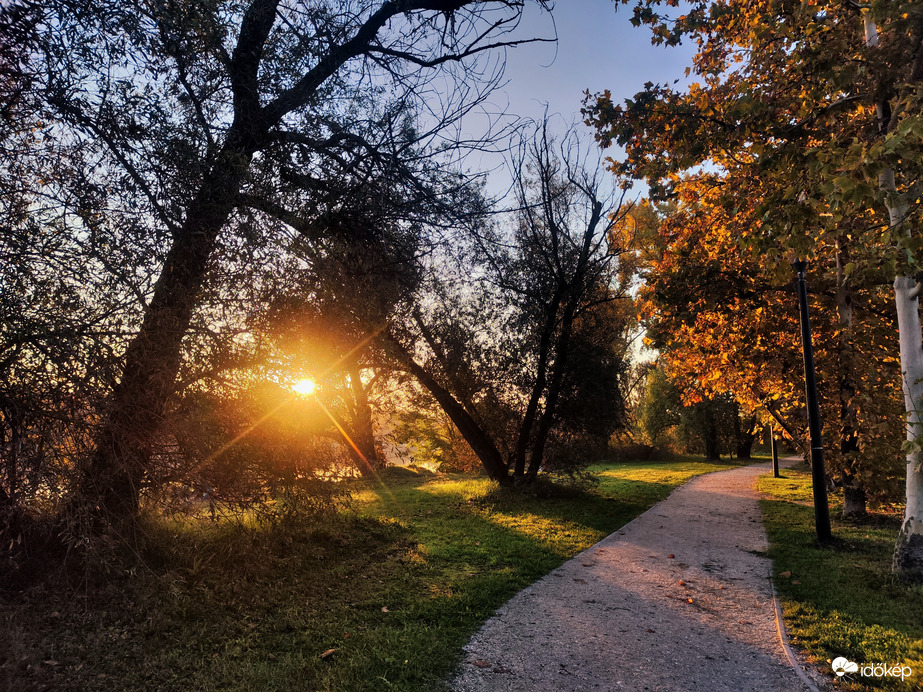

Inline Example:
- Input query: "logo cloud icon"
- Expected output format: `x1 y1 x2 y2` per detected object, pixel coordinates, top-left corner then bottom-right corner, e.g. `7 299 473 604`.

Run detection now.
832 657 859 677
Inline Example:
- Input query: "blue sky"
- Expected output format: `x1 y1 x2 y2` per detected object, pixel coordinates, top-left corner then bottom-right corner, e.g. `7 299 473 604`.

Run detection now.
499 0 695 129
454 0 697 195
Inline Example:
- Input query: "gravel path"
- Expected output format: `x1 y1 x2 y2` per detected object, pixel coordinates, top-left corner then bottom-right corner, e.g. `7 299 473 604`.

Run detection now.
449 460 827 692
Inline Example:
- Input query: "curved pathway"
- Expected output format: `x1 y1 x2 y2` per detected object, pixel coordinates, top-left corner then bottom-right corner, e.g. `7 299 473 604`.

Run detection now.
449 461 826 692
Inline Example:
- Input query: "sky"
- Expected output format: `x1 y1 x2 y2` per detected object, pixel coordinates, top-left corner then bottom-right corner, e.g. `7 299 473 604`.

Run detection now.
456 0 698 194
499 1 695 129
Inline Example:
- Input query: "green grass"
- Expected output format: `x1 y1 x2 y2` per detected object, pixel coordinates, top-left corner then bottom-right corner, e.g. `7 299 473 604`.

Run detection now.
759 469 923 690
1 458 738 692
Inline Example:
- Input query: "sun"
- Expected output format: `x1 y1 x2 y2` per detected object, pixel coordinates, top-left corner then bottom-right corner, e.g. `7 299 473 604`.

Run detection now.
292 378 316 396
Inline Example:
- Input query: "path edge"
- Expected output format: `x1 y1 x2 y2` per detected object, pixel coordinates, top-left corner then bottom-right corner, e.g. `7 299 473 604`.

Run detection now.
758 459 828 691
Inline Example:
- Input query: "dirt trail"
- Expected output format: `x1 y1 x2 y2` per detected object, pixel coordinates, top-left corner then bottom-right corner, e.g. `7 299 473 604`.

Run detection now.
449 460 826 691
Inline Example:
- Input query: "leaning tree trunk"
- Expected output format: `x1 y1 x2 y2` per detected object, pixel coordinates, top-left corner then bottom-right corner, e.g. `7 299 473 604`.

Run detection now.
384 334 510 484
80 139 254 523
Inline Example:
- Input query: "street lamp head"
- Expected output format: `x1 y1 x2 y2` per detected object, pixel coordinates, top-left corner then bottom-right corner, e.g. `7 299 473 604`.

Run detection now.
792 258 807 275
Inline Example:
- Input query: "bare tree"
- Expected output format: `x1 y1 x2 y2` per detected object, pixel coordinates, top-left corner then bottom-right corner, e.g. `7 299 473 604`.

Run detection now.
387 121 634 483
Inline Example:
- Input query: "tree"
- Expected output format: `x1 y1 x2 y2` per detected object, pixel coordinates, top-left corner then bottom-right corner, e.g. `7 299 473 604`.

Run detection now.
585 1 922 573
15 0 554 524
385 121 634 483
623 179 903 511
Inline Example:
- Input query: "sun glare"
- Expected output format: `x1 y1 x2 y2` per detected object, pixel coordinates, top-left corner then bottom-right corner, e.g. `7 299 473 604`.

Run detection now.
292 378 316 396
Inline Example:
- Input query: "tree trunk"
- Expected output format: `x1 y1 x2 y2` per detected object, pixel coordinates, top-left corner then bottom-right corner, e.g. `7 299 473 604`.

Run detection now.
525 201 605 479
734 415 756 460
513 296 561 479
864 12 923 582
385 335 510 484
526 298 581 479
80 139 254 523
702 407 720 461
347 362 381 476
842 476 867 518
835 239 866 518
892 276 923 579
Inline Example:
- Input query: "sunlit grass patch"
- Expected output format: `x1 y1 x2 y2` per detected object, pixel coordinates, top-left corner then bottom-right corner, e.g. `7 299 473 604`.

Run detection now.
759 469 923 690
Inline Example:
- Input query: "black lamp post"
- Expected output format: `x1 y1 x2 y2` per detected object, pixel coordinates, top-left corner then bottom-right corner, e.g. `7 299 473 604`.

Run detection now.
793 259 833 543
770 427 780 479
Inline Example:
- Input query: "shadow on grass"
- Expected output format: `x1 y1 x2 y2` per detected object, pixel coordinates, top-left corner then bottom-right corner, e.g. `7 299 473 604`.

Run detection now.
759 473 923 691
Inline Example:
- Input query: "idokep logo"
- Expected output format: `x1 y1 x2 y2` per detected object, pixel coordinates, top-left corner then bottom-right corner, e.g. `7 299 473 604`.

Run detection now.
831 657 858 677
831 656 913 681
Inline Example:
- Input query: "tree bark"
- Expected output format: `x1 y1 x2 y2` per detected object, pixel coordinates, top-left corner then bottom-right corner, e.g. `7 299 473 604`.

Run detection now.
81 138 255 522
525 199 605 479
526 295 580 478
734 412 756 460
513 294 561 479
702 411 720 461
892 276 923 578
864 14 923 580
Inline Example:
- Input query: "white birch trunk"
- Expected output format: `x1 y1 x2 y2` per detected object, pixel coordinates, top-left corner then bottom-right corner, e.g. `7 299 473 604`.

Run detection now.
866 14 923 579
893 277 923 572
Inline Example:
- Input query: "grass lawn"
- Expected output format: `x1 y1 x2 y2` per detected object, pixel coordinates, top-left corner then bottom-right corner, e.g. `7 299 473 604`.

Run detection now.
759 469 923 690
1 457 737 692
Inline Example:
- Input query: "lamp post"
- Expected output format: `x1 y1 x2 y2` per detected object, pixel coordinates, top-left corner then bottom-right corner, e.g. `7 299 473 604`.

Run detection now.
770 427 780 479
793 259 833 543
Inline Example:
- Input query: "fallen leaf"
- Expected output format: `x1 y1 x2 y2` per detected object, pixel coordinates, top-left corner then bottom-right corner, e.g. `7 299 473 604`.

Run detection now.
791 580 801 585
678 580 686 586
780 571 791 578
473 660 492 668
43 660 60 666
668 554 675 559
381 607 389 613
686 598 694 604
573 578 587 584
646 628 656 633
320 649 336 660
